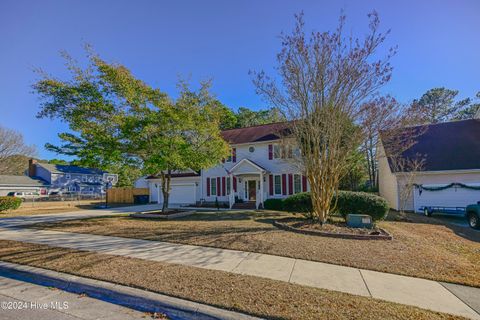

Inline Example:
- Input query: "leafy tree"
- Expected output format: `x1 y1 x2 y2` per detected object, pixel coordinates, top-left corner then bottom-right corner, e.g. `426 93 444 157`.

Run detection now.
235 107 284 128
34 49 228 208
47 158 69 165
127 80 229 211
408 87 470 124
253 12 395 224
454 91 480 120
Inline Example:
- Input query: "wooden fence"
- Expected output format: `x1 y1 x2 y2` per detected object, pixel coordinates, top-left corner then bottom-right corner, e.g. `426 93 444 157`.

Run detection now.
107 187 149 204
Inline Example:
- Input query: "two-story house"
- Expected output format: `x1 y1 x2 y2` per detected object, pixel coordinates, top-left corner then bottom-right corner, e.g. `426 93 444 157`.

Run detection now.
28 159 115 195
146 122 310 209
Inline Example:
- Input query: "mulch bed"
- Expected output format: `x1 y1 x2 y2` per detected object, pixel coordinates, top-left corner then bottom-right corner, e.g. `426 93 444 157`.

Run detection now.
274 218 393 240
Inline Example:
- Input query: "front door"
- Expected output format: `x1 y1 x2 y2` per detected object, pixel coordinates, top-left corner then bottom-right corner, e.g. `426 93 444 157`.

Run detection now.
248 180 256 201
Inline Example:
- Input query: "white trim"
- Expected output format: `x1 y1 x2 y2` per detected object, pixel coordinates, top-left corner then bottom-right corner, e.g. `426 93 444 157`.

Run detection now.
396 169 480 176
229 158 266 174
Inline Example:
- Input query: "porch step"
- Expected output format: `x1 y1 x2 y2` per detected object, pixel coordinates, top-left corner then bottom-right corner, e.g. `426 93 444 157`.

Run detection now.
232 202 256 210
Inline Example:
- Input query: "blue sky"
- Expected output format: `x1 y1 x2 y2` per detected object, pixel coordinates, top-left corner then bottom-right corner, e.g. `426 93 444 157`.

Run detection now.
1 0 479 160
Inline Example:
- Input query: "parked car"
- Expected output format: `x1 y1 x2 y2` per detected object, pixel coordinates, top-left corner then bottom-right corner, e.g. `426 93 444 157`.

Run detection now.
466 202 480 229
48 191 77 201
6 191 41 201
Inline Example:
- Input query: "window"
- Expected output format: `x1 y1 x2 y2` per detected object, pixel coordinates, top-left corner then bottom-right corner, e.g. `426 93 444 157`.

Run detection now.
248 145 255 153
82 176 87 182
210 177 217 196
294 174 301 194
226 177 231 195
273 145 281 159
66 174 71 180
274 175 282 195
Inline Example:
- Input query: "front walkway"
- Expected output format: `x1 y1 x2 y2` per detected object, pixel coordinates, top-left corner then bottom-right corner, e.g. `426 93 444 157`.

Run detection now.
0 226 478 319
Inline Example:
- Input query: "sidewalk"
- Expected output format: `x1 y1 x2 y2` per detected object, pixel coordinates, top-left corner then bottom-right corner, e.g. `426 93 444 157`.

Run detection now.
0 226 478 319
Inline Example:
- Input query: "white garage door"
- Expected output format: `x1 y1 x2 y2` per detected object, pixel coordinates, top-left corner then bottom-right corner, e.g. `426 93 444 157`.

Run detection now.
166 183 196 204
414 185 480 212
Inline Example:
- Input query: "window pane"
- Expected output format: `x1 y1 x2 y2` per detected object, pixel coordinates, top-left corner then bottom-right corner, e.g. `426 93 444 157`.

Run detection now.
274 175 281 194
294 174 301 193
226 177 231 195
273 145 280 159
211 178 216 195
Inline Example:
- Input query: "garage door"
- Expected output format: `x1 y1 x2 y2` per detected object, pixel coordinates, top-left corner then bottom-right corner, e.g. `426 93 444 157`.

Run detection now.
167 183 196 204
414 185 480 212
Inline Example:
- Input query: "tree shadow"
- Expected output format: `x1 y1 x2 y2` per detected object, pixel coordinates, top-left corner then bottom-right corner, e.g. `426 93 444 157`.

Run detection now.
387 210 480 243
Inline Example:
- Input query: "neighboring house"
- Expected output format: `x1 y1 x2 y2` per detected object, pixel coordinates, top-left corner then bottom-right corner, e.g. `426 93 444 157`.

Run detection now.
28 159 116 195
134 176 149 188
147 122 310 209
378 119 480 212
0 175 50 196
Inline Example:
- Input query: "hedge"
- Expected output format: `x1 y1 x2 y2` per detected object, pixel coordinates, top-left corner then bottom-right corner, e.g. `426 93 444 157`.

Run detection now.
264 198 285 211
281 191 389 221
332 191 389 221
0 196 22 212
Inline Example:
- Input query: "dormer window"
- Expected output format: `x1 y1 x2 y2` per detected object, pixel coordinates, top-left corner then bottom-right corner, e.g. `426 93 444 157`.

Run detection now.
66 174 71 180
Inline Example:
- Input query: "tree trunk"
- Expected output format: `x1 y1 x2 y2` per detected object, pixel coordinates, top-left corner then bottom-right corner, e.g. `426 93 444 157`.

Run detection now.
161 170 171 212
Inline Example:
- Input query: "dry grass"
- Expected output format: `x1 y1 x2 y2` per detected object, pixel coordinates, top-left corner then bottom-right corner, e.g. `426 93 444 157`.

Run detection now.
0 240 465 320
33 210 480 287
0 200 130 217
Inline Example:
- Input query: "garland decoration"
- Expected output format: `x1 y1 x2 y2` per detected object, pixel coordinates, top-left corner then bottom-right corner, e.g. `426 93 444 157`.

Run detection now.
414 183 480 195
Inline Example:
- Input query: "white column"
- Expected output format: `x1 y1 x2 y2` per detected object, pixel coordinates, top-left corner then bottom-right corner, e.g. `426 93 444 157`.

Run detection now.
259 172 264 209
229 174 234 208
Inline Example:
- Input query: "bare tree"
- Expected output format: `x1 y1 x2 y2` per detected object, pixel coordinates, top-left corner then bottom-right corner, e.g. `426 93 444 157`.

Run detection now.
253 12 395 224
359 96 402 189
0 126 36 175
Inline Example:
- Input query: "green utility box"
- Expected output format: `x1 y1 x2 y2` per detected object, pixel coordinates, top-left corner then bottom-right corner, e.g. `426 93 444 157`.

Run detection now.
346 214 373 229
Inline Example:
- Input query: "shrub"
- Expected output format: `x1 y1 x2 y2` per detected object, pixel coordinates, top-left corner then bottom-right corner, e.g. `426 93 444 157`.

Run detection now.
282 191 389 221
0 196 22 212
332 191 389 221
283 192 312 214
263 198 285 211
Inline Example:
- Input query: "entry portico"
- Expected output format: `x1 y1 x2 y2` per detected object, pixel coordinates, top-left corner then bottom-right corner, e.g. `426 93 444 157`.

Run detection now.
228 159 267 209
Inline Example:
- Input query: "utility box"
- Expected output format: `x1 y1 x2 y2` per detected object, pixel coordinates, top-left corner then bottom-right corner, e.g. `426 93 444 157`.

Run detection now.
346 214 373 229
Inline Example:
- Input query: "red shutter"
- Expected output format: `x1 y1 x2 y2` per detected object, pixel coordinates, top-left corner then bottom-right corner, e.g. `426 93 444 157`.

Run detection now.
207 178 210 196
217 177 221 196
269 175 274 195
302 175 307 192
233 176 237 192
282 174 287 195
222 177 226 196
232 148 237 162
288 174 293 195
268 144 273 160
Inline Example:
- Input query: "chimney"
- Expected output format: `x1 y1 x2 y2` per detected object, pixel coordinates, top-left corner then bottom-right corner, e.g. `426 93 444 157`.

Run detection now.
28 159 37 177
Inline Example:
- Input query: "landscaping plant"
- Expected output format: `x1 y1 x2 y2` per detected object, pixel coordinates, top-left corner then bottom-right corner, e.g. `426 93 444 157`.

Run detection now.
253 12 396 224
283 191 389 222
0 196 22 212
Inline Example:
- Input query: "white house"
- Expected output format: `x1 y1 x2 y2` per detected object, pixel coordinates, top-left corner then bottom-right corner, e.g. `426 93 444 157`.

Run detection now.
146 122 309 209
378 118 480 212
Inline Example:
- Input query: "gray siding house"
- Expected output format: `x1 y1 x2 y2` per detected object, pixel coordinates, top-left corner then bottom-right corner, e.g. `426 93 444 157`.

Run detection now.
0 175 50 196
28 159 113 195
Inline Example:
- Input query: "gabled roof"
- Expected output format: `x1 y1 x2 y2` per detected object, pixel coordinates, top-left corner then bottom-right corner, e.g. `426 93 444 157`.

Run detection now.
0 175 49 187
383 119 480 172
221 122 291 144
229 159 268 174
37 163 106 175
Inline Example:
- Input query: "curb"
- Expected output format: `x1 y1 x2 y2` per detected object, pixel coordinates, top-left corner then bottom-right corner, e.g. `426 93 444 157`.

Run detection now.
0 261 261 320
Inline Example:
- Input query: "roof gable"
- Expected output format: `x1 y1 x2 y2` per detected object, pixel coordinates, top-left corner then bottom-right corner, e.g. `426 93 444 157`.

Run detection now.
383 119 480 172
221 122 291 144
